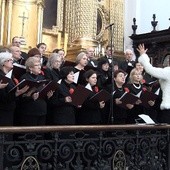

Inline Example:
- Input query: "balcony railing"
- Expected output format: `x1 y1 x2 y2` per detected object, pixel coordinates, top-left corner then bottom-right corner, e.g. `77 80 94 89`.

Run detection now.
0 124 169 170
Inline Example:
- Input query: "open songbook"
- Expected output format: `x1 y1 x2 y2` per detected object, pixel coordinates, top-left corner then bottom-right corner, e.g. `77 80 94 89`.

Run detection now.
140 90 158 108
38 81 59 98
118 92 139 109
119 89 159 109
0 74 11 84
12 63 26 80
9 79 49 93
89 89 111 102
70 85 92 107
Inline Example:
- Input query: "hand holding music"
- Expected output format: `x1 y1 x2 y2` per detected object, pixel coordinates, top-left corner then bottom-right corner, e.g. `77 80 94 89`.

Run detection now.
0 80 8 89
115 98 122 105
32 92 39 101
65 96 72 103
15 85 29 96
148 100 155 106
126 104 134 109
99 101 105 109
47 90 54 99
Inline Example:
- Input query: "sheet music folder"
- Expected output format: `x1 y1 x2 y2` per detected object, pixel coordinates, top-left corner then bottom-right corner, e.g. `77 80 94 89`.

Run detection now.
9 79 48 93
70 85 92 107
119 92 139 109
12 63 26 80
0 74 11 84
90 89 111 102
140 91 158 108
38 81 59 98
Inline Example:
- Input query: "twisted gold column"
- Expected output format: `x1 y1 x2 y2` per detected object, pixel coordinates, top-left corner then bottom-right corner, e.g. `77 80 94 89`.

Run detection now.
65 0 98 47
37 0 44 43
0 0 5 45
6 0 13 45
109 0 124 52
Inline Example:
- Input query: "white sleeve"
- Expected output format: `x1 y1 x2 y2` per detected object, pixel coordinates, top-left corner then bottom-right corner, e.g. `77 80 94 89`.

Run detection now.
138 53 169 80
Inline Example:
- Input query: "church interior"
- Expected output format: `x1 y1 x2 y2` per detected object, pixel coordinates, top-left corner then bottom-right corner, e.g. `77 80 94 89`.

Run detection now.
0 0 125 60
1 0 170 169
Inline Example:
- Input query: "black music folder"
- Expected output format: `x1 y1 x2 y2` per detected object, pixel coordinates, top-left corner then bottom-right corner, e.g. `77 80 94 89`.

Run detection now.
119 92 139 109
38 81 59 98
70 85 92 107
140 90 158 108
9 79 49 93
0 74 11 84
12 63 26 80
90 89 111 102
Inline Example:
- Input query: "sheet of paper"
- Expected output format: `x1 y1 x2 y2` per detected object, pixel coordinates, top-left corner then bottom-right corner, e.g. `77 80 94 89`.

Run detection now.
138 114 155 124
73 71 80 84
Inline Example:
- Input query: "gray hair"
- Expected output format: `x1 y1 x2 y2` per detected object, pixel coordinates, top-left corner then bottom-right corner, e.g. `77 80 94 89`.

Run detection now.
25 56 40 72
0 52 13 70
46 53 61 70
124 49 133 55
75 52 87 64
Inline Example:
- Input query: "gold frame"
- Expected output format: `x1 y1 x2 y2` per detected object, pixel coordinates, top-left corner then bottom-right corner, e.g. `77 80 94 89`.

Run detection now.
96 4 109 41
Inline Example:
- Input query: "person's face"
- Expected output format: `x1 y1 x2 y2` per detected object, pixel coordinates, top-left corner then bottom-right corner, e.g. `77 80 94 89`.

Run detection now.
114 72 125 86
79 55 88 67
125 51 133 61
132 71 142 83
12 47 21 60
12 38 21 47
87 73 97 86
3 58 13 71
38 45 46 55
52 58 62 69
106 47 114 57
30 62 41 75
114 65 119 71
66 71 74 83
135 62 144 73
102 63 109 71
58 50 65 60
87 48 95 59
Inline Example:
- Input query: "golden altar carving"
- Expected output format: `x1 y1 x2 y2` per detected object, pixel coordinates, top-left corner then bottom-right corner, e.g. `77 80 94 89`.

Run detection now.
0 0 124 60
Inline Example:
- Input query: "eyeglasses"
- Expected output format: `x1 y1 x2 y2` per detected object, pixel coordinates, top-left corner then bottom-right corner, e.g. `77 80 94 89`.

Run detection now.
13 41 21 44
54 60 62 63
34 64 41 67
5 59 13 62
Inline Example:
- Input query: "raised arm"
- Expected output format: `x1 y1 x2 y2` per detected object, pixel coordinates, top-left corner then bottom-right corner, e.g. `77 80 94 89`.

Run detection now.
137 44 170 80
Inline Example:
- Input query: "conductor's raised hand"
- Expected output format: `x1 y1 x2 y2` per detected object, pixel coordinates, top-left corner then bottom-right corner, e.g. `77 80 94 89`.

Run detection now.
137 44 148 56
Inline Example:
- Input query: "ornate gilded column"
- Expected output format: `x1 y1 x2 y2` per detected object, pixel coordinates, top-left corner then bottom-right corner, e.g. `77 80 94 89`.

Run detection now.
57 0 64 31
0 0 5 45
109 0 124 52
65 0 98 47
6 0 13 44
37 0 44 44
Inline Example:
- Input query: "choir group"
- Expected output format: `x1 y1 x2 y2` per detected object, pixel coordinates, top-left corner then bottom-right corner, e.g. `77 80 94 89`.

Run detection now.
0 38 165 127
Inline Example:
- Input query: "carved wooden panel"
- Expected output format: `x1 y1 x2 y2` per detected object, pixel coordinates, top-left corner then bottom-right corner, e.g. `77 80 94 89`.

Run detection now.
130 29 170 66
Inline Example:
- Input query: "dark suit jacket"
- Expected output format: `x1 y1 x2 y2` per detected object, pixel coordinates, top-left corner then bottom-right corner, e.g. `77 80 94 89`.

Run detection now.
87 59 98 67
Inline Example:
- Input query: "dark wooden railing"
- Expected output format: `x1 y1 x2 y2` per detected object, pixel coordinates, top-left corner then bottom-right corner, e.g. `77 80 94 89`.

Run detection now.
0 125 170 170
